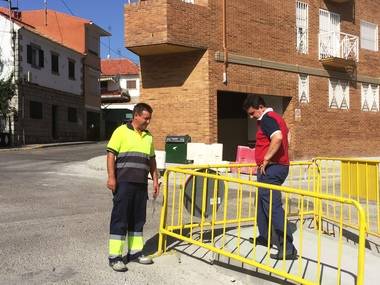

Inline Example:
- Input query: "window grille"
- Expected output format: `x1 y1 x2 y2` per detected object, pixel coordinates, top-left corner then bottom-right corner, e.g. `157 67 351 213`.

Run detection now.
329 79 349 109
298 74 309 103
361 83 379 112
296 1 308 54
360 21 378 51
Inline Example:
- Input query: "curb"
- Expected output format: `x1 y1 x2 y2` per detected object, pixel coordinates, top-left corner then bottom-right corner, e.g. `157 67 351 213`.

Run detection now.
0 141 102 152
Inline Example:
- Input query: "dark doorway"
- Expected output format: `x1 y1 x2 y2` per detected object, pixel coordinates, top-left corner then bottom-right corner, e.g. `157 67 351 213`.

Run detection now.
86 111 100 141
217 92 291 162
217 91 248 161
52 105 58 140
102 109 133 139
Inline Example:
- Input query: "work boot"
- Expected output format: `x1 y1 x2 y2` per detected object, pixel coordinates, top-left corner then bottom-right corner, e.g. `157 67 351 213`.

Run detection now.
248 236 273 247
109 260 128 272
127 253 154 265
270 246 298 260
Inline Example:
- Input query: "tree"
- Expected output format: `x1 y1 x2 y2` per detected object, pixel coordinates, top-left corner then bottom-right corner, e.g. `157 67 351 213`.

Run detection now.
0 74 16 136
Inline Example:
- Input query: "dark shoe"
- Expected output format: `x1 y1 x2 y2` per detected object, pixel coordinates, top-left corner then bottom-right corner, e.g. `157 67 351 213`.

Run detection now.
109 260 128 272
270 247 298 260
248 236 273 247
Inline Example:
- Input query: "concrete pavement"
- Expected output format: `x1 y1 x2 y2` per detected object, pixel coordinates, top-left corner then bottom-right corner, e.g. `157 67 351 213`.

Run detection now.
1 144 380 284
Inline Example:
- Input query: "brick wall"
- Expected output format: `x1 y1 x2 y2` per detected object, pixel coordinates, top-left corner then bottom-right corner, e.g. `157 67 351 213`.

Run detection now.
125 0 209 51
125 0 380 159
139 50 211 150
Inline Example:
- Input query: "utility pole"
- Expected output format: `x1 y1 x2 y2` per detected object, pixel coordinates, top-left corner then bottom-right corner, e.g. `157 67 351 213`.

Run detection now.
44 0 48 26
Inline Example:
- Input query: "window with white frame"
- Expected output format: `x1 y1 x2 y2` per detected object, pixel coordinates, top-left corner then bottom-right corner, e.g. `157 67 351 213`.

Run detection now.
298 74 309 103
319 10 340 58
296 1 308 54
329 79 349 109
360 21 378 51
361 83 379 112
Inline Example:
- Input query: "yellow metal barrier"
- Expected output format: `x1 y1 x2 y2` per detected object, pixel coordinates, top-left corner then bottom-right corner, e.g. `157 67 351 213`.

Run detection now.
314 157 380 238
157 163 366 285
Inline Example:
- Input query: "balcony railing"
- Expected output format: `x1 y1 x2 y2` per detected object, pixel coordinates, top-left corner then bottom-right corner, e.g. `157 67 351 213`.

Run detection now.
319 31 359 62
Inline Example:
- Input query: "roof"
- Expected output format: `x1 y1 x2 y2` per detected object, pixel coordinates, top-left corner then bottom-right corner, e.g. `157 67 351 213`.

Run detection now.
13 9 109 54
0 8 82 56
101 58 139 76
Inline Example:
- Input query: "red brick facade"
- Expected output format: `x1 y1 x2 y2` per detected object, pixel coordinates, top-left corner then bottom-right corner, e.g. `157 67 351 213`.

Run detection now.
125 0 380 160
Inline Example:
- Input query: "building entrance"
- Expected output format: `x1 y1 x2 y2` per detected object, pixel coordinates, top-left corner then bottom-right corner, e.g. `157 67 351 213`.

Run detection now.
217 91 290 162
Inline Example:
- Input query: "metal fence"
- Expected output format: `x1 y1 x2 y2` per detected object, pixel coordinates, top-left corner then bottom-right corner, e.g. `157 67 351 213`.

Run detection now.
314 157 380 238
157 162 367 284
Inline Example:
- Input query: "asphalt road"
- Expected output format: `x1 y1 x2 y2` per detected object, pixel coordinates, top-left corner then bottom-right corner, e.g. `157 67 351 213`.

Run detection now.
0 143 238 285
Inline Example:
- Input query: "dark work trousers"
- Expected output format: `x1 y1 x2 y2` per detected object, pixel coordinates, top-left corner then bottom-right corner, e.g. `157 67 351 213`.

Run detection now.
256 164 294 250
109 181 148 261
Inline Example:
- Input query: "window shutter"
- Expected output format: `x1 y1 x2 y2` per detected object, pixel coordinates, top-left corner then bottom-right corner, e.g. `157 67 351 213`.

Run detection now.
27 45 32 64
39 49 44 67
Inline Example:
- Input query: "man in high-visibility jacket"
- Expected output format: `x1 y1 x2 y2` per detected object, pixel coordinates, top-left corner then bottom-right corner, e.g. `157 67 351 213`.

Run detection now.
106 102 159 272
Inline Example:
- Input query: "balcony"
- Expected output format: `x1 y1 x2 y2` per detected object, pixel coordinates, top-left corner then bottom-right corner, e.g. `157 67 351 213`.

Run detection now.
319 31 359 70
124 0 210 55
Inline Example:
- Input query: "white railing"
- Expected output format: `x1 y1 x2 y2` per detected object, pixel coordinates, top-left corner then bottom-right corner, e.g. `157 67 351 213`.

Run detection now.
319 31 359 62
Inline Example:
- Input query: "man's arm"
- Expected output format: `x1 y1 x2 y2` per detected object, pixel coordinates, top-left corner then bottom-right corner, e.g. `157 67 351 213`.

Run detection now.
260 131 283 175
107 152 117 192
149 157 159 198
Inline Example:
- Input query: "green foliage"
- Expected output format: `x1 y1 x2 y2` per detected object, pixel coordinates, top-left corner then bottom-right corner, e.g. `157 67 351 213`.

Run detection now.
0 75 16 119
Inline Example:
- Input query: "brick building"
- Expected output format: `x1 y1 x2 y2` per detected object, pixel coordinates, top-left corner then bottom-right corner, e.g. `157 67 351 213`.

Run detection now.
125 0 380 160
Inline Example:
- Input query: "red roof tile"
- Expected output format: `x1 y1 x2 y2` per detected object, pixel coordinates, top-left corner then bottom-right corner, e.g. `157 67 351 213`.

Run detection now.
101 58 139 76
15 9 109 54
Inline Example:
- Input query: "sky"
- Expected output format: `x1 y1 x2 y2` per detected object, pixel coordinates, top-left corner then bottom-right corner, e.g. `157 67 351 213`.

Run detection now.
0 0 139 63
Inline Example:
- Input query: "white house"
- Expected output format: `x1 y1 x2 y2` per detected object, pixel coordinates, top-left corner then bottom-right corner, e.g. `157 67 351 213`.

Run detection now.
100 58 140 138
0 8 85 145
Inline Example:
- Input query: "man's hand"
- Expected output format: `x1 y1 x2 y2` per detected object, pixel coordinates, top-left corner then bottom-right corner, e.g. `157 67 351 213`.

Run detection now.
107 176 117 193
153 180 160 199
260 159 269 175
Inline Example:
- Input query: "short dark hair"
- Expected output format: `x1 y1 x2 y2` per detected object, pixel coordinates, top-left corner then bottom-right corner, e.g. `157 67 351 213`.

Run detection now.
133 103 153 117
242 94 266 110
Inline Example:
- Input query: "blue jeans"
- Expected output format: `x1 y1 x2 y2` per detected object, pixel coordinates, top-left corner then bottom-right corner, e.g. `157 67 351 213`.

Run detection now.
257 164 294 249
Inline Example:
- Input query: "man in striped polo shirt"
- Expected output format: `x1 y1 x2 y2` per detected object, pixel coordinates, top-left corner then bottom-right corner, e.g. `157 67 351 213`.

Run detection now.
243 95 297 260
106 103 159 272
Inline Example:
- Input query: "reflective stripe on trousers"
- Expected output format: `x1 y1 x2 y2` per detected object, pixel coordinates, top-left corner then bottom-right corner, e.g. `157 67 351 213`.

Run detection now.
108 181 148 261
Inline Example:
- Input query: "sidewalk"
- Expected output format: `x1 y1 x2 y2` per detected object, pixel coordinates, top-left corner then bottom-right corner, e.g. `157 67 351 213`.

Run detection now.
0 140 100 152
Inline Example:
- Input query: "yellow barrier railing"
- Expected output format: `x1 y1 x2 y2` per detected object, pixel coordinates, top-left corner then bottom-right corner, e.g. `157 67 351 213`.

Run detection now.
314 157 380 238
157 163 367 285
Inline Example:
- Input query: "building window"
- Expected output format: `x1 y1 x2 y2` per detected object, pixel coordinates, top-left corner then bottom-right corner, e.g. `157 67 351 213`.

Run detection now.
296 1 308 54
29 101 43 119
298 74 309 103
68 107 78 122
329 79 349 109
68 59 75 80
126 80 137 89
100 81 108 93
319 10 340 59
51 53 59 74
182 0 194 3
360 21 378 51
361 83 379 112
27 44 44 68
